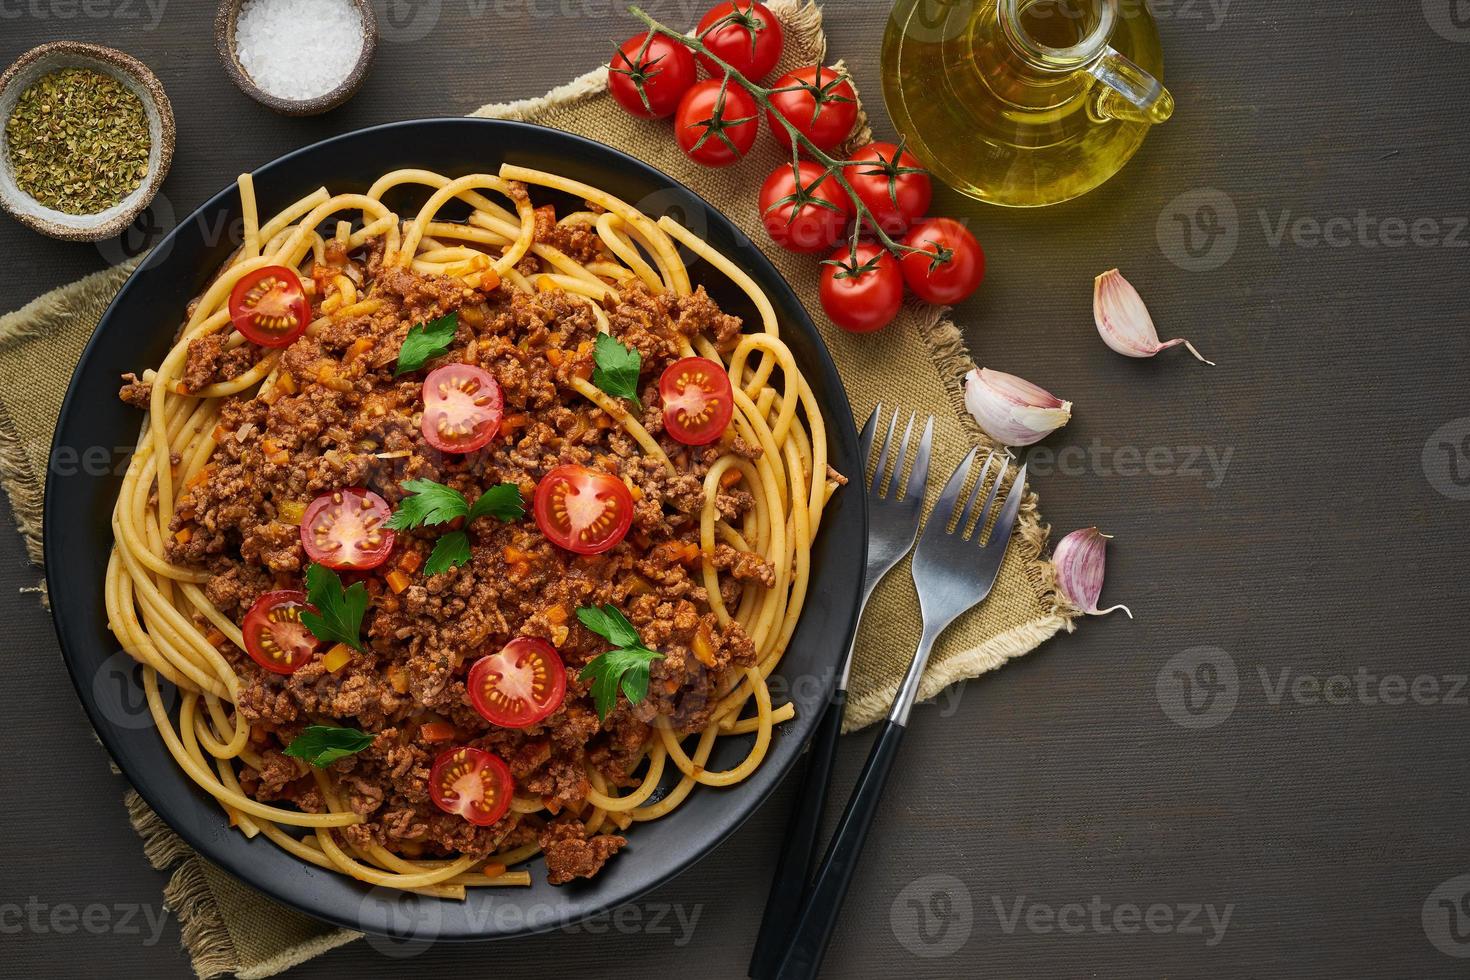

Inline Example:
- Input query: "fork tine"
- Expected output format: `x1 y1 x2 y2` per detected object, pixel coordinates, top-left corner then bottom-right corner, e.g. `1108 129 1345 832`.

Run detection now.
932 447 978 527
983 463 1028 548
966 455 1007 538
957 453 999 536
905 416 935 501
870 407 899 496
859 404 881 466
888 412 916 496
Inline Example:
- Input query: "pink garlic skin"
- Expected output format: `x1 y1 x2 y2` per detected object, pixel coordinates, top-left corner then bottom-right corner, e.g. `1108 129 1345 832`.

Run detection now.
1053 527 1133 618
963 367 1072 447
1093 269 1215 365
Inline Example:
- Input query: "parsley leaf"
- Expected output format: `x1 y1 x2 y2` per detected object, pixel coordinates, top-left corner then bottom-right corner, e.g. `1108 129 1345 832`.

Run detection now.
424 530 471 576
576 605 665 720
283 725 376 767
591 333 642 410
299 563 368 652
467 483 525 522
383 478 469 530
394 312 458 376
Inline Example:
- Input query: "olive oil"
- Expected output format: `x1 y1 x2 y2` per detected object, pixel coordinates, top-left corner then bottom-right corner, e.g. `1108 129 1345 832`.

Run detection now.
881 0 1171 207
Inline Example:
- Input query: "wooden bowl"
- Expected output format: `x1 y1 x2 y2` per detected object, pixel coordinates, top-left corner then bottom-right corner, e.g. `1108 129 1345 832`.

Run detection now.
215 0 378 116
0 42 175 243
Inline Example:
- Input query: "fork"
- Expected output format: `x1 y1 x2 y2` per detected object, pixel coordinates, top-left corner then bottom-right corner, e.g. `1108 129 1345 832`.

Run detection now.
748 405 934 980
771 449 1029 980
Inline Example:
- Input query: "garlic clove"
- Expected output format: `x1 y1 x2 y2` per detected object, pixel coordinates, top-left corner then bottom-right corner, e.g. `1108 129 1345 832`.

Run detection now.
1053 527 1132 618
963 367 1072 447
1093 269 1215 365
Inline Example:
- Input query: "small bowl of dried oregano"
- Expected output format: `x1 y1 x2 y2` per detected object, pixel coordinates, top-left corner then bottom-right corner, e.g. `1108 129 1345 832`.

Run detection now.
0 42 175 242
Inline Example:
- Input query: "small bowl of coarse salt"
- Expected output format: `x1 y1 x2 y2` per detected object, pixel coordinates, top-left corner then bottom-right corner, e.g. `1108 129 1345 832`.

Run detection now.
215 0 377 116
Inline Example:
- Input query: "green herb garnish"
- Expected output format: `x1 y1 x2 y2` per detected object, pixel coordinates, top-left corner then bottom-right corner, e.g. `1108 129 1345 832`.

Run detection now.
299 563 368 652
283 725 376 767
576 605 665 720
383 479 524 575
591 333 642 410
394 313 459 376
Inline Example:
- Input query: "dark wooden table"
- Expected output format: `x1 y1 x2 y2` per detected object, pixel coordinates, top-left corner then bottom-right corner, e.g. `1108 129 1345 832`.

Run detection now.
4 2 1468 977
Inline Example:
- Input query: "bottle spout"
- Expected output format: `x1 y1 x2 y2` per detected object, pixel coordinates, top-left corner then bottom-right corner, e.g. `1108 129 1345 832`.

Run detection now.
1090 47 1174 125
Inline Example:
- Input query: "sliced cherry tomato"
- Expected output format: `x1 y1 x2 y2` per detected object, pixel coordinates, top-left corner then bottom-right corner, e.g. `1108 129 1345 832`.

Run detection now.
300 488 396 570
844 142 934 236
900 217 987 305
228 265 310 348
468 637 567 728
695 0 784 80
759 161 854 254
659 357 735 445
766 66 859 154
675 79 760 167
608 32 697 119
533 464 634 555
242 590 319 675
429 747 513 827
421 364 503 454
820 242 905 334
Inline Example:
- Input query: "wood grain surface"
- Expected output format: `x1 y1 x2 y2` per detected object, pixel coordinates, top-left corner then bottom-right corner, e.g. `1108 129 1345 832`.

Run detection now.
2 1 1468 977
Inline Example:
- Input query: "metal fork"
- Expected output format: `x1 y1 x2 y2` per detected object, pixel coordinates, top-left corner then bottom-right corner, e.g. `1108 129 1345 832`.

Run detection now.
748 405 934 980
772 450 1030 980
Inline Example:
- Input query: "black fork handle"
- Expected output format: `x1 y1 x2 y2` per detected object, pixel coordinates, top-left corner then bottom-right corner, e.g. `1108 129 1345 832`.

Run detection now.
771 719 909 980
748 688 847 978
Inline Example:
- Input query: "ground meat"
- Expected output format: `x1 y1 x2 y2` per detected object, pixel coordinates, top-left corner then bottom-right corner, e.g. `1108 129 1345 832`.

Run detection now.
539 819 626 885
118 372 152 407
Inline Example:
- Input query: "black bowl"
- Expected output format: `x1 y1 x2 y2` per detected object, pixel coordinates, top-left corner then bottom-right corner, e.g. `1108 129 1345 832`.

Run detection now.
44 118 866 940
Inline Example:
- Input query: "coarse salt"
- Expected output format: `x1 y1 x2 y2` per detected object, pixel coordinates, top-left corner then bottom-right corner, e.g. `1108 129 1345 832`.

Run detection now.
234 0 364 102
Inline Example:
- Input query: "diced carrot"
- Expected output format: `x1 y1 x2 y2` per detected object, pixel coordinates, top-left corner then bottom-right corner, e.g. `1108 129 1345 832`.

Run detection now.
481 862 507 878
344 337 373 363
276 372 297 395
420 722 455 742
211 424 230 443
536 276 557 293
205 628 227 648
501 413 531 433
663 677 680 693
260 438 289 465
720 469 743 489
629 485 644 502
186 464 215 490
503 545 528 565
543 604 567 625
249 725 270 745
625 574 655 597
542 796 563 816
385 570 410 594
173 382 189 395
387 665 410 694
544 348 564 368
691 625 718 668
480 268 502 292
174 527 192 544
396 551 423 574
323 643 353 673
508 561 530 581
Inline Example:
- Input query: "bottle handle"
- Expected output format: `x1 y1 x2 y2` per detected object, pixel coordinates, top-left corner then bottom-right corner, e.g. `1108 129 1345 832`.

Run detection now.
1089 46 1174 125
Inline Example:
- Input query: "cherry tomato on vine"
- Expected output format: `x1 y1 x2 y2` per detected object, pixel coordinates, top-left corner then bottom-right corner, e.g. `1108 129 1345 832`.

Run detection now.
900 218 987 305
766 66 858 154
675 79 760 167
608 32 698 119
758 161 853 254
242 590 320 675
843 142 933 236
819 242 905 334
228 266 310 347
659 357 735 444
429 747 513 826
694 0 784 81
468 637 567 729
533 464 635 555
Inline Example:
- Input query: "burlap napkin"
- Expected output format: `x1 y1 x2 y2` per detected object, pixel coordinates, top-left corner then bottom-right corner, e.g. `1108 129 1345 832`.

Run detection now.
0 2 1073 974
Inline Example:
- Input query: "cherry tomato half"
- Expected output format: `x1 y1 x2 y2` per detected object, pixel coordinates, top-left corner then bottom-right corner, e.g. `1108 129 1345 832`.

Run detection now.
608 32 697 119
900 217 987 305
228 265 310 348
242 590 320 675
429 747 513 827
300 488 396 571
820 242 905 334
759 161 854 254
844 142 933 236
659 357 735 445
766 66 859 154
695 0 784 80
533 464 634 555
675 79 760 167
422 364 503 454
468 637 567 729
